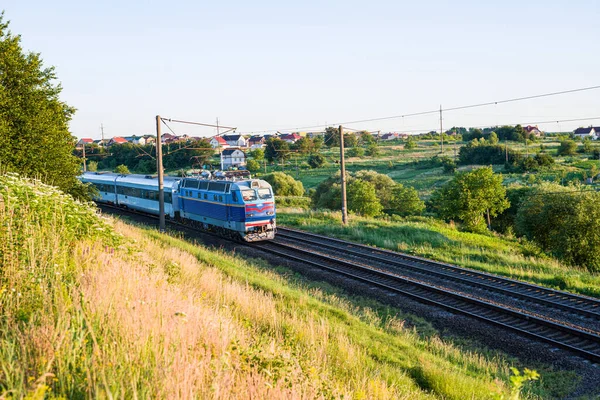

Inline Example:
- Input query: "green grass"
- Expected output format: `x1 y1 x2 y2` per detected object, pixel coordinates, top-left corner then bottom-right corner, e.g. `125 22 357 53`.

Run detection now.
277 209 600 299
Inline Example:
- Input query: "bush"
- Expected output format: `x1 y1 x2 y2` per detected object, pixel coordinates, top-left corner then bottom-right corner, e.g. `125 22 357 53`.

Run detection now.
115 164 131 174
347 180 382 216
458 141 520 165
246 159 261 173
515 184 600 271
262 172 304 196
387 184 425 216
404 139 417 150
365 144 380 157
346 147 364 158
439 156 457 173
557 140 577 156
307 153 326 169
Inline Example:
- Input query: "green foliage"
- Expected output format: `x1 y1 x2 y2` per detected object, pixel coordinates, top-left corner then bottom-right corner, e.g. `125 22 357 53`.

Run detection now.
497 368 540 400
115 164 131 174
516 183 600 271
359 131 376 146
262 172 304 196
518 153 554 172
324 126 340 147
292 137 313 154
307 153 326 169
492 185 534 234
265 138 290 163
404 139 417 150
430 167 509 232
87 160 98 172
488 131 499 145
439 156 457 173
248 148 264 161
346 147 364 158
312 136 324 151
557 140 577 156
581 137 593 154
246 159 261 172
343 133 358 148
354 170 395 208
388 184 425 216
346 179 382 216
458 141 520 165
365 144 380 157
0 14 81 195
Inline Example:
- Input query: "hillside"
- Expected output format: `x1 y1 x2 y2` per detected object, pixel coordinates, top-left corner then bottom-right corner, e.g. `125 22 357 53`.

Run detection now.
0 174 552 399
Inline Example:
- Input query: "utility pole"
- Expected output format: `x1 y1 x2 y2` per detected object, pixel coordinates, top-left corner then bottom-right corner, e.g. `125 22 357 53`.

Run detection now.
505 138 509 163
439 105 444 154
156 115 165 232
339 125 348 225
101 123 105 147
216 117 220 135
82 142 87 172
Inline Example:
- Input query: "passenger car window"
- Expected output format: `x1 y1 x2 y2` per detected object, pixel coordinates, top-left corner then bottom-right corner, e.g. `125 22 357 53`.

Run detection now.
258 188 272 200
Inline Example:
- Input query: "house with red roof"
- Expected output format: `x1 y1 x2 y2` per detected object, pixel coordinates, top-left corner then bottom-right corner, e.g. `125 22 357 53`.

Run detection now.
108 137 128 146
76 138 94 148
280 133 301 143
210 135 230 149
523 125 543 137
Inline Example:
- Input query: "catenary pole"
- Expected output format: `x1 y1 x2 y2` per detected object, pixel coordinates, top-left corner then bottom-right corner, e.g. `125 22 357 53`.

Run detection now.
339 125 348 225
156 115 165 232
82 142 87 172
439 104 444 154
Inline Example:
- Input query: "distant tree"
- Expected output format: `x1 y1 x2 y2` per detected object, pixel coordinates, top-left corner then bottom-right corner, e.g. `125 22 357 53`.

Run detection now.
0 13 82 195
347 180 382 217
388 184 425 216
293 137 313 154
312 136 324 152
115 164 131 175
246 159 261 173
557 140 577 156
488 131 499 145
439 156 457 173
346 147 364 158
404 139 417 150
262 172 304 196
365 144 380 157
265 138 290 163
307 153 326 169
248 148 264 161
582 137 593 154
324 127 340 147
87 161 98 172
430 166 509 232
359 131 376 146
343 133 358 148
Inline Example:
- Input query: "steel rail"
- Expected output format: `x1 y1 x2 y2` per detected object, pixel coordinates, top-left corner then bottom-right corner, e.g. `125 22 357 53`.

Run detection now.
277 227 600 320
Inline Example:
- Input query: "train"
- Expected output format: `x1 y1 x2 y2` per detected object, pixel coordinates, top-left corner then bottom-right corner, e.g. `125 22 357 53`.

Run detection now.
79 171 276 241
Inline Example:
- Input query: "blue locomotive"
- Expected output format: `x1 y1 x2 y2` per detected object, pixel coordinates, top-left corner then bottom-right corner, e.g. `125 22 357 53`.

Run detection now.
80 171 276 241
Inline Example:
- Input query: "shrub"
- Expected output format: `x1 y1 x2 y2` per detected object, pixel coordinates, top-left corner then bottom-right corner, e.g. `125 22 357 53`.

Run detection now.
404 139 417 150
115 164 131 174
347 180 382 216
387 184 425 216
307 153 326 169
557 140 577 156
346 147 364 158
262 172 304 196
458 141 520 165
246 159 261 173
365 144 380 157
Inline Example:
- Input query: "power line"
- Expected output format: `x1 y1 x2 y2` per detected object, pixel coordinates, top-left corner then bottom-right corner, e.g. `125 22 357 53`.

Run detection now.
237 84 600 134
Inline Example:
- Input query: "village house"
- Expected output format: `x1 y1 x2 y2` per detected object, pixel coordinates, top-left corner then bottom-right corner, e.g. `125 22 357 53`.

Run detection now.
221 134 246 147
107 137 128 146
523 125 543 137
380 132 399 141
220 148 246 170
247 135 266 149
573 127 596 139
280 133 301 144
93 139 108 147
210 136 229 149
124 135 147 145
76 138 94 148
161 133 179 143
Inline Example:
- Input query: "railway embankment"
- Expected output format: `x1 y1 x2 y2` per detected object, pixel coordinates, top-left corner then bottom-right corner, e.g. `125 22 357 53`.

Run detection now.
1 174 580 399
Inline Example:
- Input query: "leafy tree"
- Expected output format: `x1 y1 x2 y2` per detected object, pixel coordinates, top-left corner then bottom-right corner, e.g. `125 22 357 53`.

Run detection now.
359 131 376 146
347 180 382 217
312 136 324 152
262 172 304 196
404 139 417 150
246 159 260 173
365 144 380 157
343 133 358 148
87 161 98 172
248 148 264 161
346 147 364 157
430 166 509 232
353 170 395 208
324 127 340 147
458 141 521 166
516 184 600 271
557 140 577 156
293 137 313 154
115 164 131 174
265 138 290 163
307 153 325 169
488 131 499 145
438 156 457 173
387 184 425 216
0 13 81 194
581 137 593 154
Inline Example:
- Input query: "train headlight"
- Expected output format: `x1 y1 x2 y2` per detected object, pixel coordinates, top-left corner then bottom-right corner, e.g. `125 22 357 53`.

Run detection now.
247 213 254 217
266 211 273 215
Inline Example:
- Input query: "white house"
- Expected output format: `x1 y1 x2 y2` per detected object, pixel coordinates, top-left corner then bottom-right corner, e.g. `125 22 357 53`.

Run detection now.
210 136 229 149
221 134 246 147
220 148 246 170
574 127 596 139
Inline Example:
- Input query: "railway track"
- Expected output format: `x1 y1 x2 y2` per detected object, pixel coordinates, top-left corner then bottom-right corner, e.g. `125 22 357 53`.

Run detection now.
98 204 600 363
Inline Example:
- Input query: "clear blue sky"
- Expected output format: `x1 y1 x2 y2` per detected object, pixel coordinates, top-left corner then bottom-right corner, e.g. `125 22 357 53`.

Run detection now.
3 0 599 139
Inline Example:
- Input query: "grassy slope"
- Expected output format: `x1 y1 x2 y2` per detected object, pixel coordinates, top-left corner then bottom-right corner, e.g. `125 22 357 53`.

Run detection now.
277 209 600 299
0 174 548 399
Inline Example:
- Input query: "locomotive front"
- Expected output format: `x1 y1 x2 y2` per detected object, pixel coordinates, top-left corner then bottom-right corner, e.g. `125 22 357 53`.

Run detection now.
234 179 276 241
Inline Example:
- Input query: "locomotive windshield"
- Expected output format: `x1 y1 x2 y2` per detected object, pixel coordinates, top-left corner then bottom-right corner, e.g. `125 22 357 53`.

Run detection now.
242 189 257 201
258 188 272 200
